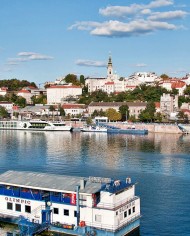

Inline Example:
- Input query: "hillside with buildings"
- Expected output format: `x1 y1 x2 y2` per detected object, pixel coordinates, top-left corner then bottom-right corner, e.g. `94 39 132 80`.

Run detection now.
0 56 190 122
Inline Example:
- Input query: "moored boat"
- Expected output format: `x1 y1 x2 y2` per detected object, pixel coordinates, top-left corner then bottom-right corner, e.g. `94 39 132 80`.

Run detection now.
0 170 141 236
0 120 72 131
177 124 190 134
81 125 107 133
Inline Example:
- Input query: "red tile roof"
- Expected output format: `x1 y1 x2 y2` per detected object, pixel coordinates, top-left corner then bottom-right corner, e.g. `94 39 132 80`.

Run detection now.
105 82 114 85
18 90 30 93
62 104 86 109
171 81 186 89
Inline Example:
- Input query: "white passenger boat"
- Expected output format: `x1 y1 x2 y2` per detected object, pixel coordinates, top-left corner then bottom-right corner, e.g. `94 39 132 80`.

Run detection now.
81 126 107 133
0 171 141 236
177 124 190 134
0 120 72 131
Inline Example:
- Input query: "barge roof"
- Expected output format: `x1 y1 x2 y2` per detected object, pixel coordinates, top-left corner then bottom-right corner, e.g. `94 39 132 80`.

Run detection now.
0 171 105 194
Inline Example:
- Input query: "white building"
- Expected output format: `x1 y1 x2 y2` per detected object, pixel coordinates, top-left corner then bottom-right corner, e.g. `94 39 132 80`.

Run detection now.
47 85 82 104
160 93 178 116
62 104 86 116
126 72 160 87
159 80 186 95
0 87 8 96
0 102 13 113
17 90 32 104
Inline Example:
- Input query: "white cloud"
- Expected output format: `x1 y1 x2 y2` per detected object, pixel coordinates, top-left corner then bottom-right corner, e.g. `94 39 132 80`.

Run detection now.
99 4 142 17
99 0 174 18
71 20 177 37
135 63 147 67
147 0 173 8
18 52 53 60
148 10 188 21
76 59 107 67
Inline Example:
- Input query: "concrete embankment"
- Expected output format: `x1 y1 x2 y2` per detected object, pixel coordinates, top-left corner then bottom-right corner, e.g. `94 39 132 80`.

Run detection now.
68 121 183 134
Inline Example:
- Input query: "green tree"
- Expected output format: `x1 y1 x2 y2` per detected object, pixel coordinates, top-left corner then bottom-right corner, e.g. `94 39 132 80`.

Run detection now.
119 105 129 121
139 102 156 122
15 96 26 108
64 74 80 86
59 106 65 116
160 74 169 80
0 106 9 118
80 75 85 85
106 108 121 121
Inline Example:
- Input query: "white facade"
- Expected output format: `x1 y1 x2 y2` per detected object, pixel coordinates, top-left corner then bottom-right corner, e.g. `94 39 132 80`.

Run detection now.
47 85 82 104
17 90 32 104
0 102 13 112
126 72 160 87
0 87 7 96
62 104 86 116
160 93 178 115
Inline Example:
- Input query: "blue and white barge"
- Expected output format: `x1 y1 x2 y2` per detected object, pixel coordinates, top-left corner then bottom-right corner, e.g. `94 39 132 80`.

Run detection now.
0 171 141 236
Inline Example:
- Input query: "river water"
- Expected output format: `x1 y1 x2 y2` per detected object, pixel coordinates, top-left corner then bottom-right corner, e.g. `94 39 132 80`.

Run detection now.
0 130 190 236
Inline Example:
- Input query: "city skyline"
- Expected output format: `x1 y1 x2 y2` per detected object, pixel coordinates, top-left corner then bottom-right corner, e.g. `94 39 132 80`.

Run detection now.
0 0 189 85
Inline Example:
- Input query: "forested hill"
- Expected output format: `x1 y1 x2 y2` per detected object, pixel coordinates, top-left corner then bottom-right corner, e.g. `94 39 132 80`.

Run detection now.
0 79 37 91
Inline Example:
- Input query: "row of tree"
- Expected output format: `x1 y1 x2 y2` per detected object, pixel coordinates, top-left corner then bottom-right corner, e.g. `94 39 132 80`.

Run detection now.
0 79 37 91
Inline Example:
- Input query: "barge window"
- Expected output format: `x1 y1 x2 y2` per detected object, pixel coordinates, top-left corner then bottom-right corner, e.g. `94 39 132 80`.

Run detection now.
53 208 59 214
25 205 31 213
7 202 13 210
15 204 21 212
124 211 127 218
133 206 135 213
74 211 77 217
64 209 69 216
95 214 101 222
128 209 131 215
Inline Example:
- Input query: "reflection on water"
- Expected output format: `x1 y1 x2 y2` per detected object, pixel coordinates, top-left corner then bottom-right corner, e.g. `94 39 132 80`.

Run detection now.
0 130 190 236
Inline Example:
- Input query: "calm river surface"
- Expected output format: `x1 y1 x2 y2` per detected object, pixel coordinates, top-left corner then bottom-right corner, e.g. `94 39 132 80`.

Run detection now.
0 130 190 236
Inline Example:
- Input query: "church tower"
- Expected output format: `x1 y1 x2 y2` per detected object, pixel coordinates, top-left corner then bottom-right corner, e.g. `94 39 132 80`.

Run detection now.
107 55 113 80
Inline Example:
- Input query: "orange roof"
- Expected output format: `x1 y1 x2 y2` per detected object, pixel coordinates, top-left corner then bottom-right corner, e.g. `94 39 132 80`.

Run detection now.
154 102 160 108
105 82 114 85
18 90 30 93
62 104 86 109
171 81 186 89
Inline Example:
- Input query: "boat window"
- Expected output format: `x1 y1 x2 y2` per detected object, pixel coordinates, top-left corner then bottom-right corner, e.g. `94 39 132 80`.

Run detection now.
53 208 59 214
52 192 60 197
133 206 135 213
13 186 19 191
21 188 29 193
64 209 69 216
25 205 31 213
74 211 77 217
15 203 21 212
7 202 13 210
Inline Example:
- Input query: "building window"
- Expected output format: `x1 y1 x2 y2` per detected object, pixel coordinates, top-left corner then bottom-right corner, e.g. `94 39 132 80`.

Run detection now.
7 202 13 210
25 205 31 213
124 211 127 218
74 211 77 217
95 214 101 222
53 208 59 214
64 209 69 216
133 206 135 213
15 204 21 212
128 209 131 215
116 211 118 216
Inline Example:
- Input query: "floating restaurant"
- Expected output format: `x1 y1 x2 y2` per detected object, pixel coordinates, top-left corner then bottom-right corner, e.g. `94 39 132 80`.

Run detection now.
0 171 141 236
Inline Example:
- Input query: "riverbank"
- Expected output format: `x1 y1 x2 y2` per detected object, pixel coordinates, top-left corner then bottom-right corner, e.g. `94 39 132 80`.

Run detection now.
68 121 183 134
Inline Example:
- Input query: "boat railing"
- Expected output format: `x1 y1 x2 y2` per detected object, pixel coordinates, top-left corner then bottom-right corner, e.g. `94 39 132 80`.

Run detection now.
85 213 141 232
95 196 139 210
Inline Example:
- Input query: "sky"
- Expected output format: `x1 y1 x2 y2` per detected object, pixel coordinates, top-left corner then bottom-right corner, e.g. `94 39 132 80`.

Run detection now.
0 0 190 85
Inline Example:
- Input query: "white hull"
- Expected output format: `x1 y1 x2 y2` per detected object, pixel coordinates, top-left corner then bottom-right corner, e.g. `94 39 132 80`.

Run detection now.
0 120 72 131
81 126 107 133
